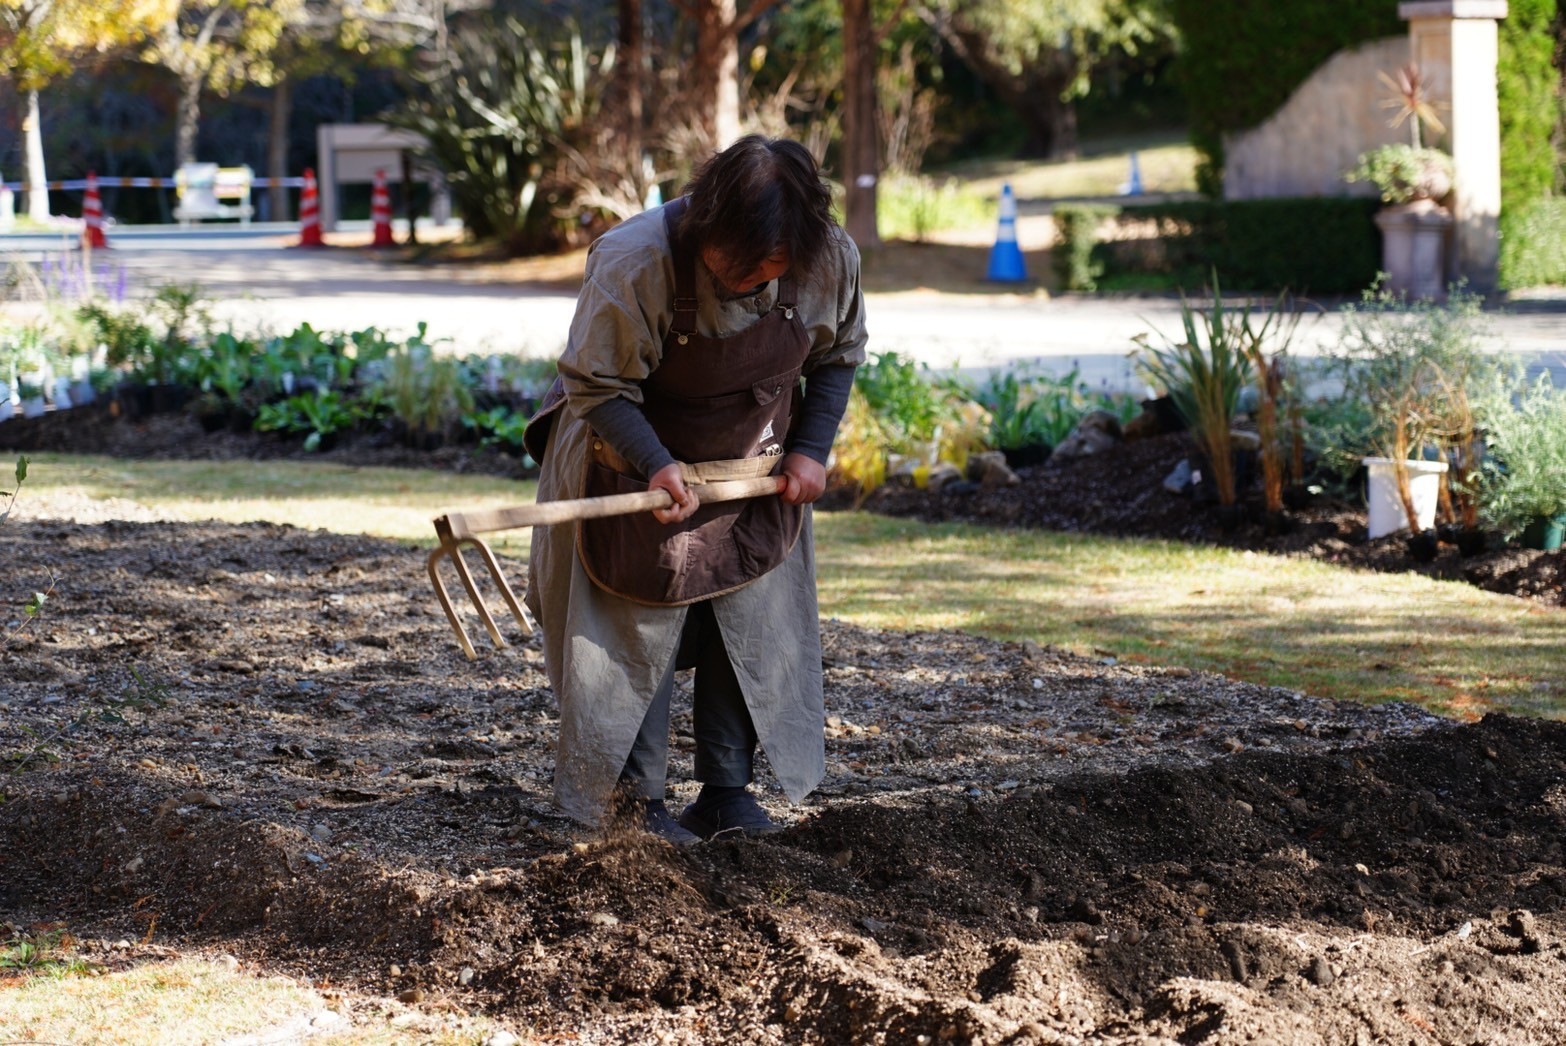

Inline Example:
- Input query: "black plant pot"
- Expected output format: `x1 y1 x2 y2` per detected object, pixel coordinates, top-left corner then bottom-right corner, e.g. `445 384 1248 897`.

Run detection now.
1001 442 1052 469
1282 484 1317 511
1214 504 1246 533
1262 510 1295 538
1406 529 1440 563
147 384 191 414
1456 528 1491 557
196 407 228 433
1145 395 1187 434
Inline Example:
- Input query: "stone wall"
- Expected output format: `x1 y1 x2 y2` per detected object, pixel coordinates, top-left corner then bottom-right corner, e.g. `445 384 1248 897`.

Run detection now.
1223 37 1409 201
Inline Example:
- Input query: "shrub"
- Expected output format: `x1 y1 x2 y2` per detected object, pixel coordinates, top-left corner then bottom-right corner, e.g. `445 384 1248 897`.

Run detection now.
1499 198 1566 290
1480 375 1566 537
1052 204 1118 291
1098 198 1382 294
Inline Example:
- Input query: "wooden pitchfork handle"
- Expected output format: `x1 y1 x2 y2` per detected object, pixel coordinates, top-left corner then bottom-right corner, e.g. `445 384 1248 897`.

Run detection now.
428 475 787 660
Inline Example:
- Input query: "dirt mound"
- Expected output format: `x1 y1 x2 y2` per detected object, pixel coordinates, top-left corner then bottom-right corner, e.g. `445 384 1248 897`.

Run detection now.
3 511 1564 1041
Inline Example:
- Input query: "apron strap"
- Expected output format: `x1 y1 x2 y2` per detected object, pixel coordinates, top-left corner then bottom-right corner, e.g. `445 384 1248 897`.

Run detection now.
663 197 699 342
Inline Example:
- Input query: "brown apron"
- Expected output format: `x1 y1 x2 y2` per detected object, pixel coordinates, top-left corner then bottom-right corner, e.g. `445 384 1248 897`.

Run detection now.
526 198 811 607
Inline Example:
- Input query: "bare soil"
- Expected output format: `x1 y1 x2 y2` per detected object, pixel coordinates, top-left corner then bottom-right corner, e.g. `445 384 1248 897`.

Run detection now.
4 467 1566 1040
7 205 1565 1041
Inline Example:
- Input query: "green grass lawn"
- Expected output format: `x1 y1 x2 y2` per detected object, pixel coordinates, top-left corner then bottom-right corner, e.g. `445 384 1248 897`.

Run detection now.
18 453 1565 720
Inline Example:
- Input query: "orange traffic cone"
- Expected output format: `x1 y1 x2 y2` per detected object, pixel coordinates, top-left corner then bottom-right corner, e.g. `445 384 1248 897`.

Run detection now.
370 169 395 247
81 172 108 249
298 168 323 247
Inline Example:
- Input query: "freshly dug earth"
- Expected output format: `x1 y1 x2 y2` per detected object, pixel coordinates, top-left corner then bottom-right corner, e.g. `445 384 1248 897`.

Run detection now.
3 495 1565 1043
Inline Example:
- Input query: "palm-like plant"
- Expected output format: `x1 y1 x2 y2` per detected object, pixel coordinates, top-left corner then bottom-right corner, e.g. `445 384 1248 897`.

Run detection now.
1136 276 1262 509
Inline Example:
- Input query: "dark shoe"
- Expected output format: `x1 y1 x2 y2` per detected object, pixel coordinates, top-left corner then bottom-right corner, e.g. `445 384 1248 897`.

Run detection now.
678 787 783 840
640 798 701 847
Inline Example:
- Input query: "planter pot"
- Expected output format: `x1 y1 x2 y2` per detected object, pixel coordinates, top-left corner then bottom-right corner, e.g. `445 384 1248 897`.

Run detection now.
70 380 96 406
1456 528 1492 558
1364 456 1449 539
1214 504 1246 533
1001 442 1052 469
1520 513 1566 552
20 396 47 419
1262 510 1295 538
1405 528 1440 563
1374 201 1454 301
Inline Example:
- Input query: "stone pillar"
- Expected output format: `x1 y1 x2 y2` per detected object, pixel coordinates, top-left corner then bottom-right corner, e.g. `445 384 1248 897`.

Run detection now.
1399 1 1507 292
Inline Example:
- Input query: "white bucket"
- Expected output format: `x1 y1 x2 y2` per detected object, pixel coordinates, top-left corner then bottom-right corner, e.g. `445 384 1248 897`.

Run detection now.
1364 456 1449 539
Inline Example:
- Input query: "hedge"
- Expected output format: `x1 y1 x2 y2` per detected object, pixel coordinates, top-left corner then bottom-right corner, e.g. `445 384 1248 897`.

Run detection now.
1500 198 1566 287
1169 0 1402 197
1497 0 1563 287
1091 198 1383 295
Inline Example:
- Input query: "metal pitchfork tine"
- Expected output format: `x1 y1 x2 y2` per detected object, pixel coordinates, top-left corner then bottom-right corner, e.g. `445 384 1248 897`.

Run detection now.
428 474 786 659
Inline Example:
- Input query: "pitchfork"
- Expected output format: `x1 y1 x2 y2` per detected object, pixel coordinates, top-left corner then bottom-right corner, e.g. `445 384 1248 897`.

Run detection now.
428 475 786 659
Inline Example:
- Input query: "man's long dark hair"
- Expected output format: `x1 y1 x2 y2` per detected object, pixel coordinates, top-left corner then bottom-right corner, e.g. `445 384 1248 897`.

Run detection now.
677 135 839 285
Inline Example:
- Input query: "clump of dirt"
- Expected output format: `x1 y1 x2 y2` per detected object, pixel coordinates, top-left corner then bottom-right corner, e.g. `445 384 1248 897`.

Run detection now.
3 505 1564 1041
859 431 1566 608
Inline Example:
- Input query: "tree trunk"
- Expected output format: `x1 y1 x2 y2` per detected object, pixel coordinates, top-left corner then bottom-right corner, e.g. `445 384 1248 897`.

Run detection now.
176 73 204 171
840 0 879 248
690 0 739 148
267 78 293 221
618 0 643 163
23 90 50 222
934 17 1079 159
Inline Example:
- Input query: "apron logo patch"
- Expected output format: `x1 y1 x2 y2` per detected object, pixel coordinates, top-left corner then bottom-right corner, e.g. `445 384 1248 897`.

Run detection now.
759 420 775 443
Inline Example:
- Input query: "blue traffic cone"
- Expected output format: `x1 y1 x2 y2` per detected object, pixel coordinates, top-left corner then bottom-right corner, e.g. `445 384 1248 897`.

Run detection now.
986 183 1027 282
1120 151 1144 196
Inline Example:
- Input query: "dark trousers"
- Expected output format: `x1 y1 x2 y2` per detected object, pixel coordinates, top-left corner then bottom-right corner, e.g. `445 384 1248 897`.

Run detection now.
620 600 757 801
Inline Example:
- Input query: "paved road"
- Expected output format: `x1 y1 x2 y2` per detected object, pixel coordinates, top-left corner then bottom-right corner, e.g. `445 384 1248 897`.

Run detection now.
4 225 1562 392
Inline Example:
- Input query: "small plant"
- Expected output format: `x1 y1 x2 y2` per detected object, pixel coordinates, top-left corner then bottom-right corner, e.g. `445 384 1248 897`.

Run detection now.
1 456 26 525
375 338 476 446
1348 63 1453 206
255 389 364 451
855 352 967 463
1479 375 1566 539
0 927 95 976
1135 276 1259 509
461 406 532 456
1237 293 1304 515
829 385 891 501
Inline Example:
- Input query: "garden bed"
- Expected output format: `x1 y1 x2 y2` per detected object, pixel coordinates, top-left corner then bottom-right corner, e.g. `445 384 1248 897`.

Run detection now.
854 430 1566 609
3 500 1565 1042
4 405 1562 608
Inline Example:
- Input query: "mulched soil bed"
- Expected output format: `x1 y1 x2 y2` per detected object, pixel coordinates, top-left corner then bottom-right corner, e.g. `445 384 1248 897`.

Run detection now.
856 431 1566 608
3 411 1566 1041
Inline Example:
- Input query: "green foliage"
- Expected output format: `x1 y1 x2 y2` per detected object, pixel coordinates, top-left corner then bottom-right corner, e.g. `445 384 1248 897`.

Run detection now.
1317 284 1512 479
1499 199 1566 289
1 456 27 526
1052 204 1118 291
1347 145 1454 205
1135 276 1260 506
375 343 476 442
462 406 532 455
1099 199 1382 294
971 367 1100 449
255 390 366 452
1480 376 1566 536
1497 0 1562 210
876 175 992 242
855 352 966 455
0 928 94 977
384 15 613 254
1168 1 1403 195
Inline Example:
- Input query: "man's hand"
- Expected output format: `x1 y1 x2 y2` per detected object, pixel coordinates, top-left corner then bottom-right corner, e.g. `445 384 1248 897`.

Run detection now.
780 452 827 505
648 462 699 524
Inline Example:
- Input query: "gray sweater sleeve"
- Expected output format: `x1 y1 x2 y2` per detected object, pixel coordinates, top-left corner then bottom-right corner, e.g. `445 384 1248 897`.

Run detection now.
786 363 858 465
583 397 676 480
